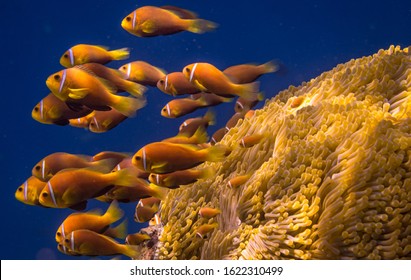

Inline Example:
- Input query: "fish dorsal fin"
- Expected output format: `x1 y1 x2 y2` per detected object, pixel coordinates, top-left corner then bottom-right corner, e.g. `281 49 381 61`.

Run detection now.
160 5 198 19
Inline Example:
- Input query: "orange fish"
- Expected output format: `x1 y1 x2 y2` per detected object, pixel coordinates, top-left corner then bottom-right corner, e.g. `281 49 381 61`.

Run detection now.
69 111 95 129
111 157 149 179
162 126 208 145
38 167 139 208
32 93 93 126
160 96 209 118
15 176 47 206
121 6 217 37
199 207 221 219
88 109 128 133
210 127 228 145
178 110 215 136
228 174 251 188
31 152 115 181
80 63 147 97
196 223 218 239
104 178 168 202
62 229 139 258
239 133 268 148
148 167 214 188
290 96 305 108
183 62 260 100
223 61 279 84
234 94 263 112
60 44 130 68
46 67 145 117
134 197 161 223
93 151 131 163
225 111 247 131
132 142 226 173
118 61 166 86
55 200 124 243
126 233 151 245
157 72 200 96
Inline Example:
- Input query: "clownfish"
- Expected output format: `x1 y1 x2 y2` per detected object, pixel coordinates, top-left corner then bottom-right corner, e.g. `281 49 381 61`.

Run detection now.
179 110 215 136
148 167 215 188
15 176 47 206
210 127 228 145
104 178 168 202
157 72 200 96
228 174 251 188
134 197 161 223
199 207 221 219
60 44 129 68
118 61 166 86
196 223 218 239
223 61 279 84
239 133 269 148
160 96 209 118
55 200 125 243
62 229 140 258
121 6 217 37
32 93 93 126
162 126 209 145
132 142 227 174
88 109 128 133
38 167 139 208
182 62 260 100
46 67 145 117
126 233 151 245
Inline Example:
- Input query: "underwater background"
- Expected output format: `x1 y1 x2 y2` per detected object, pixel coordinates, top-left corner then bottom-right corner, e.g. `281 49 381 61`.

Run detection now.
2 0 411 260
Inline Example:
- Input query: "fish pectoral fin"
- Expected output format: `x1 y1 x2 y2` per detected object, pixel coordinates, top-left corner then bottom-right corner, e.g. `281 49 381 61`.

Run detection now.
192 80 208 92
68 88 89 99
47 105 62 119
152 162 167 170
140 20 157 34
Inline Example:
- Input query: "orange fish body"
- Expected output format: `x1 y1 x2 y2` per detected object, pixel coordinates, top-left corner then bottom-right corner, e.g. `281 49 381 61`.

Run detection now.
46 67 144 117
93 151 131 163
225 111 247 131
183 63 260 99
210 127 228 145
161 96 209 118
157 72 199 96
68 111 95 129
228 174 251 188
112 157 149 179
199 207 221 219
121 6 217 37
63 229 139 258
55 200 124 243
179 110 215 137
32 152 96 181
88 109 127 133
15 176 47 206
126 233 151 245
80 63 146 97
38 168 138 208
104 178 167 202
134 197 161 223
32 93 93 126
239 133 268 148
119 61 166 86
132 142 226 173
161 126 208 145
148 167 214 188
60 44 130 68
196 223 218 239
223 61 279 84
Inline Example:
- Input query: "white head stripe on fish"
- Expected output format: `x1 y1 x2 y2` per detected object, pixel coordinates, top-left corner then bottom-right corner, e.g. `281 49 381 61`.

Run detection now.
47 181 58 207
236 100 244 110
92 117 100 131
23 180 28 201
126 63 131 79
189 63 198 82
142 148 147 171
132 10 137 29
241 139 245 148
137 200 143 207
164 75 169 91
70 231 75 252
116 164 121 171
166 104 171 117
58 70 67 93
183 121 188 127
61 222 66 238
68 48 74 66
156 174 160 185
40 100 44 120
41 160 46 180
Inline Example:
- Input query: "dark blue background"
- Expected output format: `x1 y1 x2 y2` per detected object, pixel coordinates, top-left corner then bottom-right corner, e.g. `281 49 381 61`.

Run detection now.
2 0 410 259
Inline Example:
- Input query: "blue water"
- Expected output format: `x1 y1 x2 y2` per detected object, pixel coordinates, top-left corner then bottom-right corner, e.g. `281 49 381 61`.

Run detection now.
2 0 410 259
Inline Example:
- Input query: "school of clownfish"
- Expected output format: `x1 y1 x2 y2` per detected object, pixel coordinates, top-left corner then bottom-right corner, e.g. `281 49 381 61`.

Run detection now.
15 5 279 259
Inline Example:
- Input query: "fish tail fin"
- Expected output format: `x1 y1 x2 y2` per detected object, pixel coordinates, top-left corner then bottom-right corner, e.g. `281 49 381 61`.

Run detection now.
260 60 280 74
200 166 216 179
109 48 130 61
148 183 169 200
187 19 218 34
103 200 124 224
112 95 147 117
204 109 216 126
124 81 147 98
204 144 228 162
112 168 141 187
237 81 260 100
106 219 128 239
121 244 141 259
191 126 209 144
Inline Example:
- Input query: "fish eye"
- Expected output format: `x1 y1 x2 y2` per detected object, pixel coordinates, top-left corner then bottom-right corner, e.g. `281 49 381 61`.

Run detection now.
135 156 141 161
63 54 68 58
35 165 41 171
41 192 48 197
162 108 167 112
56 232 61 236
159 80 164 85
34 106 39 112
64 238 70 243
18 187 23 192
90 122 95 126
54 74 60 81
184 67 191 73
122 66 127 70
126 16 131 22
